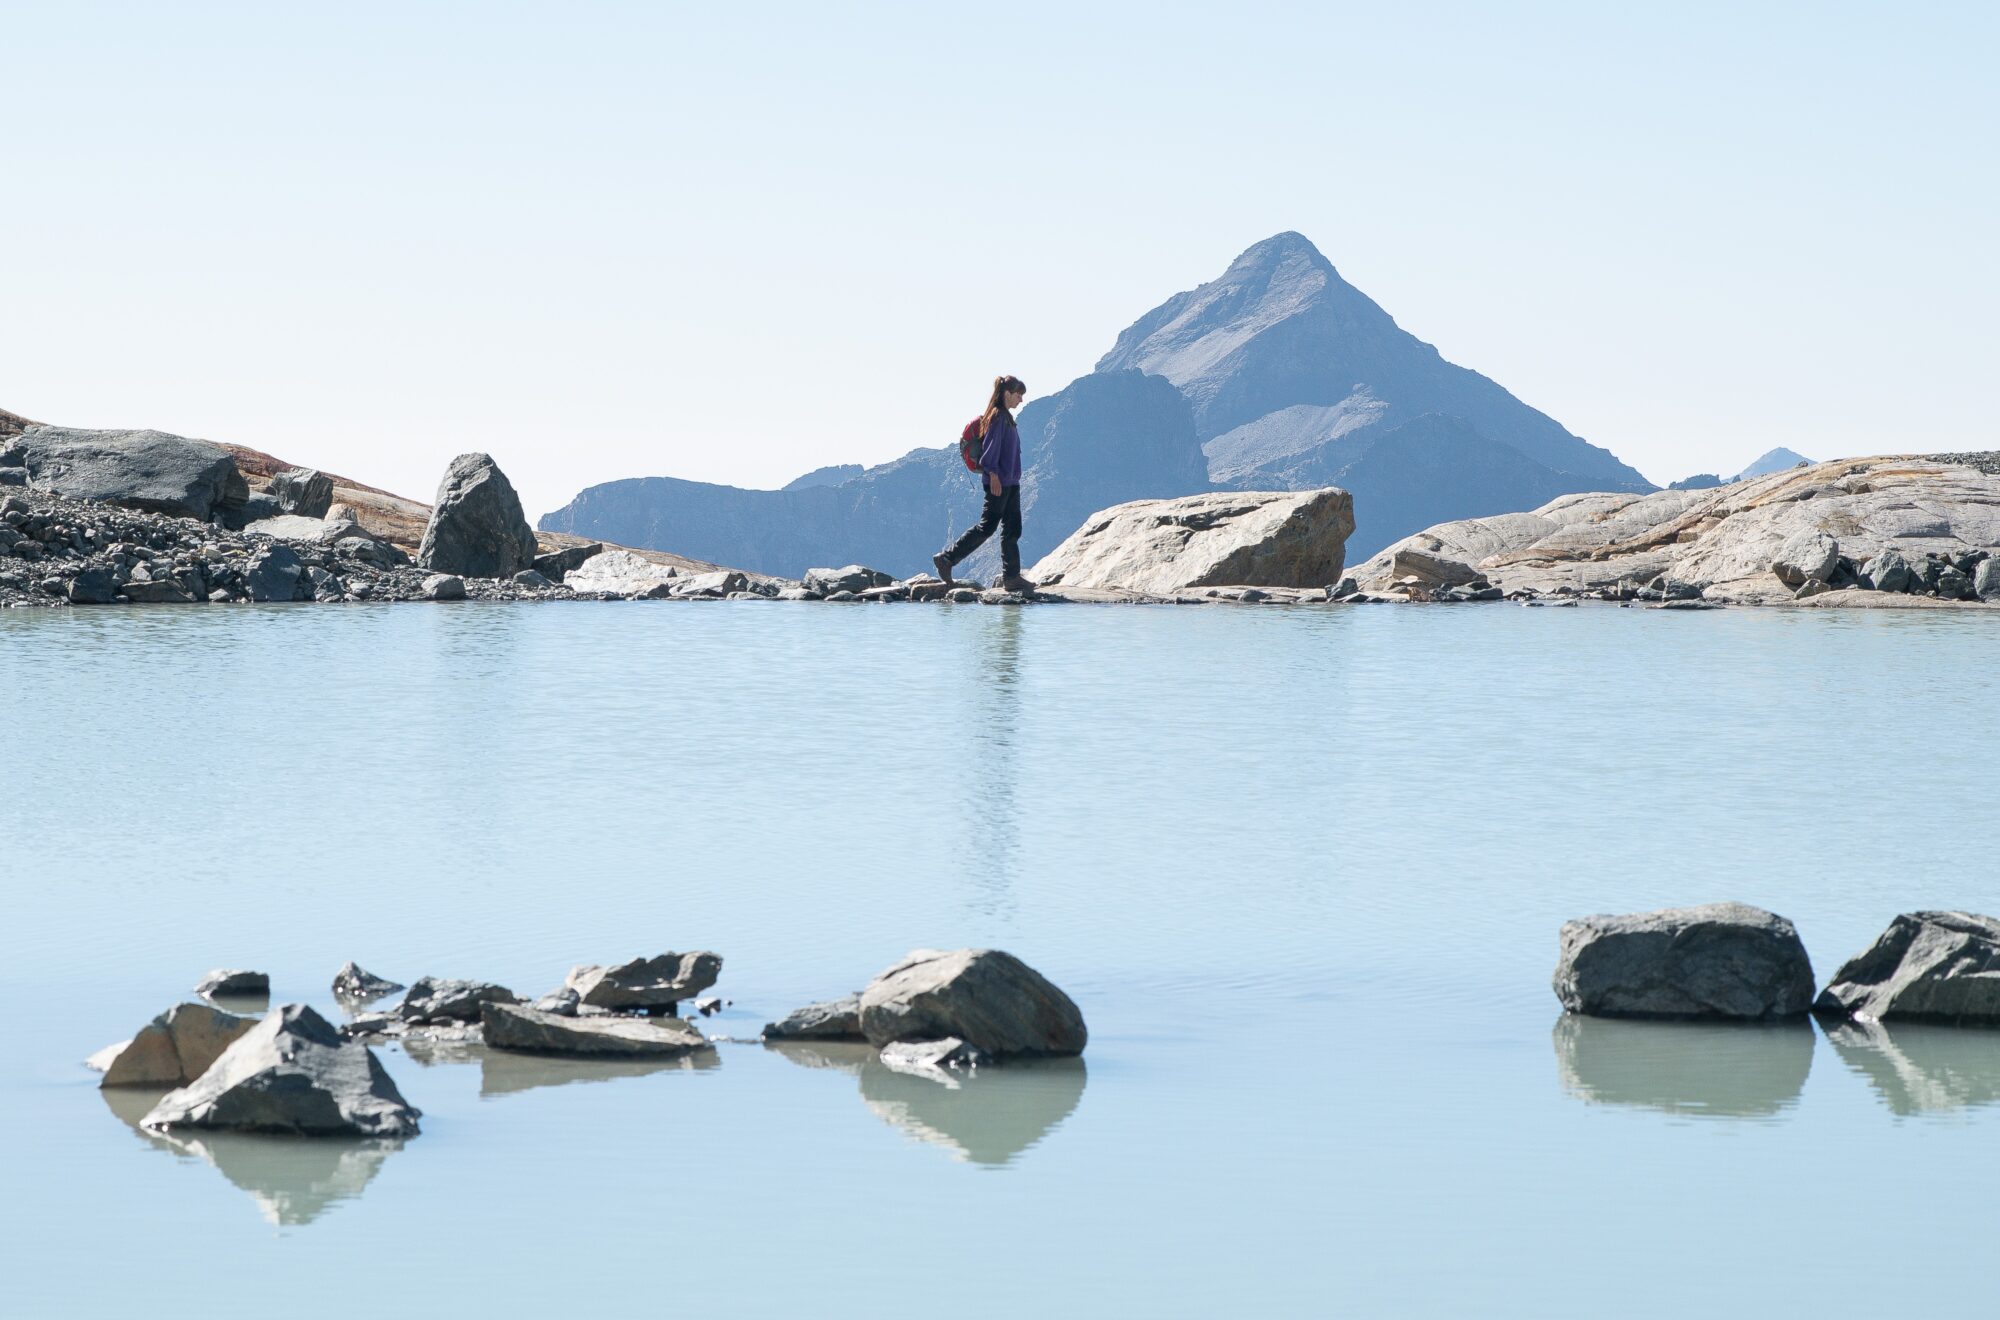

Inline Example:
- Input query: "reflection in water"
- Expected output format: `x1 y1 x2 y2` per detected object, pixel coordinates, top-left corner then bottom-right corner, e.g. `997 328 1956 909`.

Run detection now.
1824 1020 2000 1115
398 1036 720 1097
1553 1015 1814 1119
965 608 1024 920
768 1040 1086 1165
100 1088 402 1226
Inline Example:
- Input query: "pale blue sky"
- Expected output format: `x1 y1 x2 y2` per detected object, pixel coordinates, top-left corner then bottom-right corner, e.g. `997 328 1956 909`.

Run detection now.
5 1 1993 517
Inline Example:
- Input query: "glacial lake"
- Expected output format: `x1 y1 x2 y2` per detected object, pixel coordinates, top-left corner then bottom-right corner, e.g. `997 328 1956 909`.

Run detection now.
4 599 1998 1317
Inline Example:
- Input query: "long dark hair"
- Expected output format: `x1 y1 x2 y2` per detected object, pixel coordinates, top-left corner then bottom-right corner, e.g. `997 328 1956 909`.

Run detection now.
981 375 1025 436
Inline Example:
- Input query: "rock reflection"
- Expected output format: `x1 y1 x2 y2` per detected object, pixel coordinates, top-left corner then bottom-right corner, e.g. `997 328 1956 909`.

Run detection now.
397 1035 720 1096
100 1088 402 1226
767 1040 1087 1165
1552 1015 1814 1118
1824 1020 2000 1115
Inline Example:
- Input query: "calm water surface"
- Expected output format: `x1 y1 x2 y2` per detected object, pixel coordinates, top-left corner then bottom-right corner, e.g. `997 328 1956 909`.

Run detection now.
4 600 1997 1317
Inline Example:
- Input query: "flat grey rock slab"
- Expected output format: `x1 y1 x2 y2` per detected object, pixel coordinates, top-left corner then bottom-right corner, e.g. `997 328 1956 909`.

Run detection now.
481 1002 712 1057
1815 912 2000 1023
859 949 1087 1058
141 1004 420 1138
1553 903 1815 1020
762 994 864 1041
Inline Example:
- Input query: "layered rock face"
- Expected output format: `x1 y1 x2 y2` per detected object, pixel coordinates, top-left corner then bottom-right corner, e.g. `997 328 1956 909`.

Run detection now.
141 1004 421 1138
1030 488 1353 594
1815 912 2000 1023
858 949 1087 1058
1553 904 1816 1020
8 426 244 520
417 452 538 578
1352 455 2000 604
481 1002 713 1057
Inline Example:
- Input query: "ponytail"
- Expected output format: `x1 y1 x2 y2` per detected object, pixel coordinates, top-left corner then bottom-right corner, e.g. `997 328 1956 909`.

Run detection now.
981 375 1026 436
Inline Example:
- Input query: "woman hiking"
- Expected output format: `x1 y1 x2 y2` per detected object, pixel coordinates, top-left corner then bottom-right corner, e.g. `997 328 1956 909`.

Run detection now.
934 374 1036 594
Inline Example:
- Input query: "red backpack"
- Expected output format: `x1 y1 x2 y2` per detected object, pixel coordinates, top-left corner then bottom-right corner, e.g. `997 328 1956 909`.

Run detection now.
959 417 984 472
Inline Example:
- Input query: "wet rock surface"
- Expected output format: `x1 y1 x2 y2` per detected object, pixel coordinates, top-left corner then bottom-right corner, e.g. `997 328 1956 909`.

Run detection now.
859 949 1088 1058
1814 912 2000 1023
1553 903 1816 1020
141 1004 421 1138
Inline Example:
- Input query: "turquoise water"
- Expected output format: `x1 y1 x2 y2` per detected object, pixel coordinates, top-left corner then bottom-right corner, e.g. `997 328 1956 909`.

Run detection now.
4 600 1998 1317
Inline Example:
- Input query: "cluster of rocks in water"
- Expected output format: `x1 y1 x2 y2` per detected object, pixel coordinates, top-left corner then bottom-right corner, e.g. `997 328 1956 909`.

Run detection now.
1553 902 2000 1025
87 947 1086 1141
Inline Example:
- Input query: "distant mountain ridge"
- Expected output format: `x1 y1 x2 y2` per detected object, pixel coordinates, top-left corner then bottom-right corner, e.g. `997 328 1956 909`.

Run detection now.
542 232 1657 575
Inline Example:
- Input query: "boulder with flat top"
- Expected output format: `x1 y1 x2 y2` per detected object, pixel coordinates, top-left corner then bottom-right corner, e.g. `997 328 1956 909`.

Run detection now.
1028 489 1354 595
10 426 242 520
1553 903 1815 1019
480 1001 713 1056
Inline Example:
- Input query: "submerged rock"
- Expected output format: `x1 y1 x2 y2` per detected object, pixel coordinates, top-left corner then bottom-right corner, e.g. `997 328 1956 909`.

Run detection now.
859 949 1087 1058
1814 912 2000 1023
1553 903 1815 1020
93 1003 256 1088
416 452 538 579
566 952 721 1011
480 1002 713 1057
762 994 864 1041
396 977 520 1024
141 1004 420 1138
195 969 270 998
1028 488 1354 595
331 962 405 1002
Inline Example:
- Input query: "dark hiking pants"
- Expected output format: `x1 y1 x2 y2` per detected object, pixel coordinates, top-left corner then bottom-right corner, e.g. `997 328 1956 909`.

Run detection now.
941 483 1022 577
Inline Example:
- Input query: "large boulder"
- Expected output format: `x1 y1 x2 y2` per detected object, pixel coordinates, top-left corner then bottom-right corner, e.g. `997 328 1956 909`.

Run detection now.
565 952 721 1011
1771 530 1840 588
11 426 241 519
1975 558 2000 599
1553 903 1815 1019
858 949 1087 1058
92 1003 256 1087
762 994 864 1041
480 1002 713 1057
1813 912 2000 1023
1028 489 1354 595
243 545 307 602
140 1004 420 1137
416 452 537 578
396 976 520 1023
561 549 680 598
267 467 334 518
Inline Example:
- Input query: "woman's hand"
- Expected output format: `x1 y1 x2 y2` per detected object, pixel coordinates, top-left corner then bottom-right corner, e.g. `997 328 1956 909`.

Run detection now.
987 471 1002 496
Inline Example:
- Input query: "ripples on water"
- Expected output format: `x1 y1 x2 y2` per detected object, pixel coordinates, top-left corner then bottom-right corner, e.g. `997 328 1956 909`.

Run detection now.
4 601 1999 1316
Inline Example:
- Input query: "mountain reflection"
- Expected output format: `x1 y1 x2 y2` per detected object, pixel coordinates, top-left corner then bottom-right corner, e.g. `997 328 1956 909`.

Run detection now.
1824 1020 2000 1115
1552 1015 1814 1119
766 1040 1087 1165
100 1088 402 1226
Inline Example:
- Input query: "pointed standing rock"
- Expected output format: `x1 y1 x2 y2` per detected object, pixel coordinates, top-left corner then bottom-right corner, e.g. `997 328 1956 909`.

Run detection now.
141 1004 421 1137
332 961 405 1002
417 452 538 578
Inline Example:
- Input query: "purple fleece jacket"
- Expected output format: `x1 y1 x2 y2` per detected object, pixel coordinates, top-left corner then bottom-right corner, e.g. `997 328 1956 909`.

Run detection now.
980 410 1022 488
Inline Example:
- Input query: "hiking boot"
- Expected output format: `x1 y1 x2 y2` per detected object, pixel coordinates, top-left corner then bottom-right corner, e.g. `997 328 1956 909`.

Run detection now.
1000 574 1038 596
931 553 955 586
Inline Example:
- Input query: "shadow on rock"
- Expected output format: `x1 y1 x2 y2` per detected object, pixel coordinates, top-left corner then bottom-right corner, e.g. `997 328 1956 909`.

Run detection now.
767 1040 1087 1166
1824 1019 2000 1115
1553 1014 1814 1119
100 1087 402 1226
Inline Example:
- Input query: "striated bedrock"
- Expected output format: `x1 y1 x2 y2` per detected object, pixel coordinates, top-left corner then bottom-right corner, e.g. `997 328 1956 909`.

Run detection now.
1814 912 2000 1024
1554 903 1816 1020
1029 488 1353 595
1351 454 2000 603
